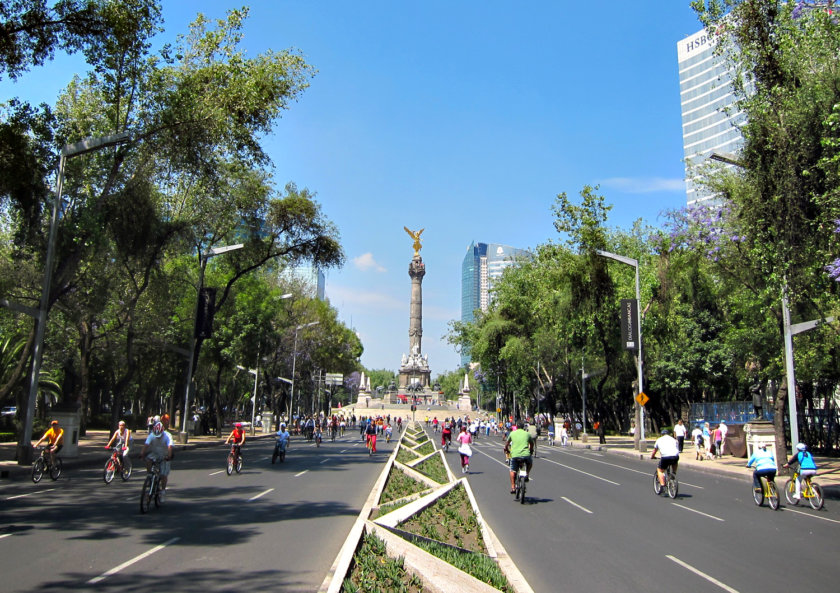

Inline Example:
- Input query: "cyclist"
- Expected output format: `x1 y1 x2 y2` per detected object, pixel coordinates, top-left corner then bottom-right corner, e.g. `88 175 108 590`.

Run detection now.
105 420 131 467
365 419 377 452
224 422 246 462
34 419 64 468
651 428 680 488
384 422 393 443
441 420 452 449
782 442 817 501
746 441 776 493
140 421 173 497
504 420 534 494
273 422 290 462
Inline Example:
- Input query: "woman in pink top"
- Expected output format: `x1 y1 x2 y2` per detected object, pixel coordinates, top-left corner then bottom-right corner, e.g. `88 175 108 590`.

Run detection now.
456 425 473 474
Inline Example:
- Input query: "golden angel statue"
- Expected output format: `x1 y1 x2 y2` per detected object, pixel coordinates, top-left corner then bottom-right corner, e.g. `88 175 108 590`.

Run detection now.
404 226 424 256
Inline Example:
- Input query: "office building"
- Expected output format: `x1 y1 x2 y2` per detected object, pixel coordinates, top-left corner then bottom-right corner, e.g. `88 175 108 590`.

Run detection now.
460 242 531 365
281 265 326 300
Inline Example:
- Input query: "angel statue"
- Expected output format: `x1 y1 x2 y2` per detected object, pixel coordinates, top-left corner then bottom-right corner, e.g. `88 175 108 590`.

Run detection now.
404 226 424 256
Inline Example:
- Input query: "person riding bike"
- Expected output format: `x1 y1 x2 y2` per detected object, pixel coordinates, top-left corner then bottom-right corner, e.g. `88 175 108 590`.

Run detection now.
34 419 64 468
746 441 776 492
140 421 173 497
274 422 290 462
783 442 817 501
651 428 680 487
365 419 377 453
225 422 246 460
504 420 534 494
441 420 452 448
105 420 131 467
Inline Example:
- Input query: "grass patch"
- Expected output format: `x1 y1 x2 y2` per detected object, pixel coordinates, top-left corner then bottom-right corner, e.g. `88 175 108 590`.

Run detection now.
381 467 428 504
342 533 427 593
397 447 420 465
414 453 447 484
372 498 412 519
412 433 428 444
411 539 512 592
414 441 434 456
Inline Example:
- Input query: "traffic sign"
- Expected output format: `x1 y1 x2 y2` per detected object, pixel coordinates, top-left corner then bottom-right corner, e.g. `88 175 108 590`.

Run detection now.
497 407 502 413
635 392 649 406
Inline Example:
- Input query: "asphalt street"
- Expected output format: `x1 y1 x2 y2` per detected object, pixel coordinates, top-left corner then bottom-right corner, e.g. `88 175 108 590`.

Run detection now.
1 431 394 593
427 427 839 593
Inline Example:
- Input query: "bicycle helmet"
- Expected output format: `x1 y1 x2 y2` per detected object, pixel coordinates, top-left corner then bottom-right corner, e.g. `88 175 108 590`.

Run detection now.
152 421 164 436
796 442 807 451
51 420 59 426
235 422 242 429
280 423 286 429
661 428 671 435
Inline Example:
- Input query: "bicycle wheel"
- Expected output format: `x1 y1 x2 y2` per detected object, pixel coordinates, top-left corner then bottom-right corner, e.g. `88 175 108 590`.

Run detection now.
784 479 799 505
753 482 764 506
519 474 527 504
104 459 116 484
31 458 45 483
652 472 663 496
49 457 62 480
667 472 679 499
140 476 152 513
767 481 779 510
226 453 234 475
235 455 243 474
121 456 132 481
808 483 824 510
153 479 162 508
272 448 279 464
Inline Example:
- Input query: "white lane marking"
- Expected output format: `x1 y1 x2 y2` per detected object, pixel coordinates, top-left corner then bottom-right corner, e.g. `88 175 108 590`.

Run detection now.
87 537 180 584
319 459 328 464
6 488 57 500
784 507 840 524
559 450 705 489
295 470 309 477
260 456 269 461
562 496 593 514
340 449 348 453
248 488 274 501
209 470 225 476
672 503 725 522
540 458 620 485
473 448 508 468
666 555 740 593
0 534 12 540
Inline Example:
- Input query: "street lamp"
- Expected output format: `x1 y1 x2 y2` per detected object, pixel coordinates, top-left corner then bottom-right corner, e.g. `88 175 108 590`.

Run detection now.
181 243 244 436
20 132 131 465
288 321 320 420
597 249 646 452
236 365 259 435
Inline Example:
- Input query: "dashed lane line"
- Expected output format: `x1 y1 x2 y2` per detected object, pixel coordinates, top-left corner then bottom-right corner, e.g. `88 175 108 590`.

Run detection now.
672 503 725 522
248 488 274 501
6 488 57 500
539 457 620 485
666 555 740 593
295 470 309 477
784 507 840 524
562 496 593 514
209 470 225 476
87 537 180 584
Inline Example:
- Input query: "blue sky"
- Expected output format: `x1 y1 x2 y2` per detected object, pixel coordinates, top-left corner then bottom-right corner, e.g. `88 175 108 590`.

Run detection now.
4 1 705 375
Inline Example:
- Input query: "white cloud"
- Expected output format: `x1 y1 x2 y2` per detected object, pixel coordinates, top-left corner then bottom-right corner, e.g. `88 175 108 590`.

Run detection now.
599 177 686 194
327 284 403 310
352 252 387 272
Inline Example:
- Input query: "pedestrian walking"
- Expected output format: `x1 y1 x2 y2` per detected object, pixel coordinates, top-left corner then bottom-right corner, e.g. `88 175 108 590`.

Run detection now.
674 419 687 453
718 420 728 456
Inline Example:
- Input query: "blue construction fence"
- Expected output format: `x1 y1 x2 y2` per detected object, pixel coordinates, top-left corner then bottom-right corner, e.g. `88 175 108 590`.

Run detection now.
689 401 772 426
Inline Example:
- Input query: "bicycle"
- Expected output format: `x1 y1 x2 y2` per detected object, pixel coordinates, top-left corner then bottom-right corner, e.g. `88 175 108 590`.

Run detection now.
366 435 374 456
784 471 824 510
512 458 528 504
103 446 132 484
272 439 287 464
31 446 62 483
547 432 555 447
652 467 679 499
315 431 322 447
226 444 243 475
139 460 163 513
331 426 337 442
751 474 780 510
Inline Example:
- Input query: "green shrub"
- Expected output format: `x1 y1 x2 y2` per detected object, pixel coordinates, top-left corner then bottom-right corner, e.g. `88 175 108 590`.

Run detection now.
381 468 427 504
411 539 511 592
342 533 425 593
415 441 434 456
415 454 447 484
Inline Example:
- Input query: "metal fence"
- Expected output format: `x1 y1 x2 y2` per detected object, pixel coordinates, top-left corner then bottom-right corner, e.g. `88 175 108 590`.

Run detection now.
689 401 772 426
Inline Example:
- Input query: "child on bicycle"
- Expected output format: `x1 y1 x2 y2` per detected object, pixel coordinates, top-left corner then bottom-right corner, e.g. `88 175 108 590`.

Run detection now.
106 420 131 467
225 422 246 459
34 419 64 468
783 442 817 501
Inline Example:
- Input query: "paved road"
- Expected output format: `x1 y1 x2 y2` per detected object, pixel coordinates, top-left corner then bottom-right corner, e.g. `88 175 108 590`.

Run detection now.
428 427 839 593
1 431 393 593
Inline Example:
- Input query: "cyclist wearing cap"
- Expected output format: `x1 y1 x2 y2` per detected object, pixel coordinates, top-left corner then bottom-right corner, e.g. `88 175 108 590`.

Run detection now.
106 420 131 463
746 441 776 492
141 421 173 494
34 420 64 468
651 428 680 487
225 422 246 449
783 443 817 501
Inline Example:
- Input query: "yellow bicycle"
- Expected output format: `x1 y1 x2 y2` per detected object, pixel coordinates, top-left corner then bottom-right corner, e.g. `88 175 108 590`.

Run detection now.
784 471 824 510
752 474 780 510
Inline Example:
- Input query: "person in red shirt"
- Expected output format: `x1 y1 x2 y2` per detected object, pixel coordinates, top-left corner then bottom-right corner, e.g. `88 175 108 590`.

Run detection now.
225 422 246 461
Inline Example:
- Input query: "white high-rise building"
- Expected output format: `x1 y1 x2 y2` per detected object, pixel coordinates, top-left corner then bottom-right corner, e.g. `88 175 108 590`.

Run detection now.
678 27 745 205
281 265 326 300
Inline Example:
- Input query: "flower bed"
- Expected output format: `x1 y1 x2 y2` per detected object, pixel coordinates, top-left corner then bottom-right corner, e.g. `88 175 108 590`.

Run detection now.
380 467 428 504
341 533 427 593
414 441 434 456
414 453 447 484
396 447 420 465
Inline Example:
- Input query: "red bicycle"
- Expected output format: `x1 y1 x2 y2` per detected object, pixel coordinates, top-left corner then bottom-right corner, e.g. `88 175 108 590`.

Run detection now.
104 447 132 484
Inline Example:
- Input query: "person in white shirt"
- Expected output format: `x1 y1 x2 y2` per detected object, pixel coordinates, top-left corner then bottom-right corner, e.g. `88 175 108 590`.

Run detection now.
718 420 728 456
691 425 704 460
673 419 687 453
651 428 680 487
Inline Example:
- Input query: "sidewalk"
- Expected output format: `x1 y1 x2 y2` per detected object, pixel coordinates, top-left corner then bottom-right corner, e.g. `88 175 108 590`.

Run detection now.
555 434 840 499
0 428 277 482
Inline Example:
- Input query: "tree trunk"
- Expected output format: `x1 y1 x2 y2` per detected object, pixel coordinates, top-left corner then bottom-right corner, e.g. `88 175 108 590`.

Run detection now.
773 380 787 471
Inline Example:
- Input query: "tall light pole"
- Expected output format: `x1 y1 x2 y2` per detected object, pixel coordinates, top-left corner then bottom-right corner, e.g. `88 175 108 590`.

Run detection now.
597 249 646 452
236 365 259 435
19 132 131 465
181 243 244 436
288 321 320 420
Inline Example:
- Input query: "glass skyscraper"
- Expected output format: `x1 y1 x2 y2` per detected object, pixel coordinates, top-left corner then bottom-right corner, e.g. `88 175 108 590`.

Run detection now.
460 242 531 365
678 27 745 205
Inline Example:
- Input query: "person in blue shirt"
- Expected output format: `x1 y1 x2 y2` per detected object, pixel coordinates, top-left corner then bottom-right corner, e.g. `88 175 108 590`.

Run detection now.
783 442 818 501
746 442 777 491
273 423 290 463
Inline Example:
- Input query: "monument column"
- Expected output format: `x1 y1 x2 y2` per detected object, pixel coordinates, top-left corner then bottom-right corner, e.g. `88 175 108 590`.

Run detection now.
408 255 425 355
